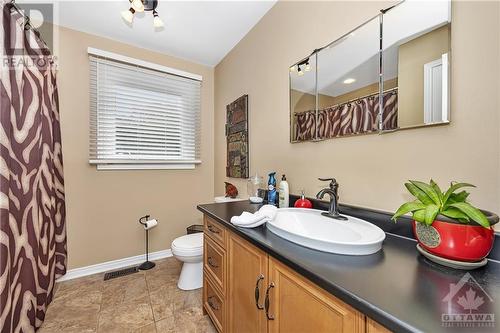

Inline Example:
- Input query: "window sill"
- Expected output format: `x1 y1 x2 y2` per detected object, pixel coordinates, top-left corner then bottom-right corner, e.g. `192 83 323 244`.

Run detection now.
95 163 197 170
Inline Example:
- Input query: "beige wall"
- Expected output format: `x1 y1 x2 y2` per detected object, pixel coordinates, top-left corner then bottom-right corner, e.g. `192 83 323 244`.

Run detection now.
290 90 315 113
57 26 214 269
214 1 500 221
398 25 451 127
291 90 337 114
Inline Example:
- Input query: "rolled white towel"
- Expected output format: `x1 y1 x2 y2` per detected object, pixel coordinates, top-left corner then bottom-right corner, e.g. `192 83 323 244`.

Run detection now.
230 205 278 228
231 211 266 226
235 219 268 228
258 205 277 221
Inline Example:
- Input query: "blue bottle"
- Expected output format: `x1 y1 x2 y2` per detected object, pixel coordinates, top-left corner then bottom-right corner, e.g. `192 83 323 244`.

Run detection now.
267 172 277 206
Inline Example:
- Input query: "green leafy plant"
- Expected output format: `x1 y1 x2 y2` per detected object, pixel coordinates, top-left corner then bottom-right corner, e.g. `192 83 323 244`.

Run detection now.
392 180 490 228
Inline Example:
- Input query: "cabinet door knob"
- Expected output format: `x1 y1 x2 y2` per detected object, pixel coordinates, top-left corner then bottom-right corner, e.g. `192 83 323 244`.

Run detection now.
254 274 265 310
207 256 219 268
265 282 275 320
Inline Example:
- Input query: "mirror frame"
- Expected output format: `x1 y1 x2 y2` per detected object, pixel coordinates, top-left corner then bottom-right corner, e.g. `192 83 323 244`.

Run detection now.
289 1 452 143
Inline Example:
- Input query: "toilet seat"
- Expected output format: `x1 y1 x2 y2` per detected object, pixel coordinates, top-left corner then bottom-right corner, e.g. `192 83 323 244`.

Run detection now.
171 233 203 256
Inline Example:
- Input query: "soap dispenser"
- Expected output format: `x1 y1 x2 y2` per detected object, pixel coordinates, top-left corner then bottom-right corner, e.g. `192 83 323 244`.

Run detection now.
279 174 289 208
294 190 312 208
267 172 277 206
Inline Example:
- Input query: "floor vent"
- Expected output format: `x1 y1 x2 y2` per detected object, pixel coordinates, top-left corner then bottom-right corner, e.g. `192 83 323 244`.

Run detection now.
103 266 139 281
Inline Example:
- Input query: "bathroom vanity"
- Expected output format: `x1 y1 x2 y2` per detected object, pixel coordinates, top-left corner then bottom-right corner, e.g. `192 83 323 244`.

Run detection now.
198 201 500 333
201 213 379 333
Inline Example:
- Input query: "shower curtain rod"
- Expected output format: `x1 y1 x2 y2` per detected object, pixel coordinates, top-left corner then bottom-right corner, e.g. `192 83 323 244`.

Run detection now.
9 0 48 45
331 86 398 108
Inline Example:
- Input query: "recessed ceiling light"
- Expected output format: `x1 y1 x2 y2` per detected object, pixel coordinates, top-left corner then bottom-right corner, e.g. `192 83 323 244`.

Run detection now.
343 78 356 84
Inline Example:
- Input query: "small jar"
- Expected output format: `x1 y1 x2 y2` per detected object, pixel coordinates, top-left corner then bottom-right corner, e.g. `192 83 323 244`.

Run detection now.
247 174 264 203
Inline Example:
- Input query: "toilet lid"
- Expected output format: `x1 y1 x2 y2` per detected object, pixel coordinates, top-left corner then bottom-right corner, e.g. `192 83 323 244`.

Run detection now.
172 233 203 251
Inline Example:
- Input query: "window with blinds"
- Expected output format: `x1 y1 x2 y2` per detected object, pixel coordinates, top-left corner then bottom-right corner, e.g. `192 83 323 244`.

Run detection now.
89 51 201 170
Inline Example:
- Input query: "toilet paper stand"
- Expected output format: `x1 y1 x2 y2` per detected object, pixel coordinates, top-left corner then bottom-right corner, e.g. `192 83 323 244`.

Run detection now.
138 215 156 270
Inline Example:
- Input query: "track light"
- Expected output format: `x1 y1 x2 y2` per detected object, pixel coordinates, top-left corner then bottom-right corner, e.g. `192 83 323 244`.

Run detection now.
131 0 144 13
304 61 311 72
121 8 135 24
153 10 164 28
297 67 304 76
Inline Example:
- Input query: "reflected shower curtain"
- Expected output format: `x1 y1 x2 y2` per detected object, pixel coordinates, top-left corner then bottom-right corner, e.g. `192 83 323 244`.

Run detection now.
293 89 398 141
0 1 67 332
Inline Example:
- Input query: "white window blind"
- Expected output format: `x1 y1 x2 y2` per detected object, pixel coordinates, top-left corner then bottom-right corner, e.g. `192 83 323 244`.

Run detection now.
89 51 201 170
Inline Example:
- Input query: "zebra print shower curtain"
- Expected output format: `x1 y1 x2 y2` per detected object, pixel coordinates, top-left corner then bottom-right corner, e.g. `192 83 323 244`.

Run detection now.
293 89 398 141
0 1 67 332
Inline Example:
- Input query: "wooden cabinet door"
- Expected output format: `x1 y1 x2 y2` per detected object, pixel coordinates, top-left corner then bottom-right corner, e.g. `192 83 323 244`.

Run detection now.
367 318 392 333
267 258 365 333
228 233 268 333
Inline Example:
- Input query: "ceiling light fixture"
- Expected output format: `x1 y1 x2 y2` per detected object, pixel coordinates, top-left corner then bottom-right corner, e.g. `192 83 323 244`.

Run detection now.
343 78 356 84
293 57 310 77
121 0 164 28
304 61 311 72
131 0 145 12
121 7 135 24
153 10 164 28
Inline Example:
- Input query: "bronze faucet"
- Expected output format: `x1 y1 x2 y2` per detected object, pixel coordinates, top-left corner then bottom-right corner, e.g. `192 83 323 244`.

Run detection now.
316 178 348 220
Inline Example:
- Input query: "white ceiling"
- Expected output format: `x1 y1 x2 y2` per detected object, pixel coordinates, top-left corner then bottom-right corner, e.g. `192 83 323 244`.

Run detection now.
47 0 276 66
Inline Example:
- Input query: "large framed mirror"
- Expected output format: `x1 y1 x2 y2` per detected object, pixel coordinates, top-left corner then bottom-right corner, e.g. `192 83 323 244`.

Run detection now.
289 0 452 143
316 15 382 140
381 0 451 130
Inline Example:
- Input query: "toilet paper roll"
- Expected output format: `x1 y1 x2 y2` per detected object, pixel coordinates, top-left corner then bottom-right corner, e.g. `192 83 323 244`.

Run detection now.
143 219 158 230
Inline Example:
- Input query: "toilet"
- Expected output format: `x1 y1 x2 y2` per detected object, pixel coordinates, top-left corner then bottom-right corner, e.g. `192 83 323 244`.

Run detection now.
171 232 204 290
171 196 245 290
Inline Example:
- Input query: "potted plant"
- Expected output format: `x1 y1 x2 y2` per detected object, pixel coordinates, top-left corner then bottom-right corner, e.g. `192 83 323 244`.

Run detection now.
392 180 498 262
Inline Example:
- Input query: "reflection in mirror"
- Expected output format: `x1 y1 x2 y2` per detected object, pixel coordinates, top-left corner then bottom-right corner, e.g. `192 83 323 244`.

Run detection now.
290 54 317 142
315 15 387 139
382 0 451 130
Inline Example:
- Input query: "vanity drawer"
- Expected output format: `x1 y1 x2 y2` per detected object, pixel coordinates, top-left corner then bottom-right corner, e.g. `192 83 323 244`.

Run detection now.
204 272 225 333
204 236 226 294
204 215 226 248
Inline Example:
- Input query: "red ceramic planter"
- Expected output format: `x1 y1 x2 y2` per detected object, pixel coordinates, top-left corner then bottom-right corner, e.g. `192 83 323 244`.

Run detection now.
413 211 499 262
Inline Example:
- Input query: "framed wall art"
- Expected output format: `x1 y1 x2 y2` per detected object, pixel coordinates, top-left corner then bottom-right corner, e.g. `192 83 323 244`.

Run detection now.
226 95 249 178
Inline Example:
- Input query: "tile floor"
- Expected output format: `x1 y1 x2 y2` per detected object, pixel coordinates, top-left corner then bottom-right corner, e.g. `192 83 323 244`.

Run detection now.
40 257 216 333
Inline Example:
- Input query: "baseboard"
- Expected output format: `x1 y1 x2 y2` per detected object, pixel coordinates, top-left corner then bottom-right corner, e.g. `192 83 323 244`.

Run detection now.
57 249 173 282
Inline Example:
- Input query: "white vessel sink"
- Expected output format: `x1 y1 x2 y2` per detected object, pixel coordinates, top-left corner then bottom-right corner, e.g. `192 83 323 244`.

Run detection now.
267 208 386 255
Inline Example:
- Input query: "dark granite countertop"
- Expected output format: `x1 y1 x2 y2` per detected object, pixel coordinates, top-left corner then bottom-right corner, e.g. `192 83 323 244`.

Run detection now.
197 201 500 333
